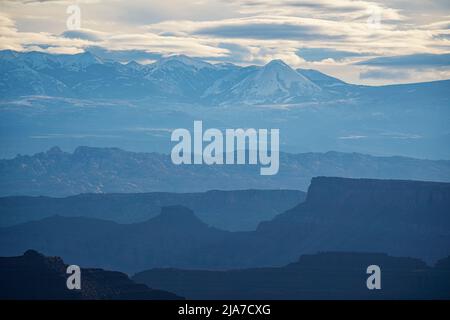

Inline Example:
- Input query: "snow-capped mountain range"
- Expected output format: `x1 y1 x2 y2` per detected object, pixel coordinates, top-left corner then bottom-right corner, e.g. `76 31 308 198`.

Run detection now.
0 50 345 104
0 49 449 160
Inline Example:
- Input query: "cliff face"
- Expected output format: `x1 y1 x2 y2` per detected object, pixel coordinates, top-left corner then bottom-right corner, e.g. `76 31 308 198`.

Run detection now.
0 250 183 300
257 177 450 264
306 177 450 214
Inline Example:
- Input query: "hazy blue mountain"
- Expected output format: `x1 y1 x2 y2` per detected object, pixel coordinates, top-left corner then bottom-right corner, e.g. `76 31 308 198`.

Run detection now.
1 146 449 197
0 189 304 231
252 177 450 266
0 177 448 273
133 252 450 300
0 206 231 272
0 250 182 300
1 50 449 159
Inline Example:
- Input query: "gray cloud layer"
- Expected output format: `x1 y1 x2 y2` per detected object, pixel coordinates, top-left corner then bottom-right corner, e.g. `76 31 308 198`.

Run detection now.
357 53 450 67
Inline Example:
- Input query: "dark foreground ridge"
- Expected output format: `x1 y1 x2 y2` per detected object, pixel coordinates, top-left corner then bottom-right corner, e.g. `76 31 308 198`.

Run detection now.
133 252 450 300
0 250 183 300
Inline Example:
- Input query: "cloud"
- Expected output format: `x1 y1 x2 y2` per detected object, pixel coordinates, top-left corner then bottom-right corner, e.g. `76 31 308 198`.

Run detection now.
152 16 358 42
61 30 101 42
214 42 254 63
192 19 345 41
380 131 422 139
147 13 450 58
338 135 367 140
0 12 95 52
297 47 366 62
376 0 450 24
357 53 450 68
359 68 410 80
30 133 121 139
231 0 404 22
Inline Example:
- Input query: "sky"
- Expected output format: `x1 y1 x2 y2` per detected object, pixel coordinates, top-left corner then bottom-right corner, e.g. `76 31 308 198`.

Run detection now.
0 0 449 85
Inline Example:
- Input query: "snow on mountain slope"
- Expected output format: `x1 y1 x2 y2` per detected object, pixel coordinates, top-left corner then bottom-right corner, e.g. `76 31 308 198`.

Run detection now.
297 68 346 87
1 50 343 102
149 54 215 71
203 59 321 104
5 51 103 72
0 55 71 97
242 60 320 98
56 52 104 71
143 55 229 98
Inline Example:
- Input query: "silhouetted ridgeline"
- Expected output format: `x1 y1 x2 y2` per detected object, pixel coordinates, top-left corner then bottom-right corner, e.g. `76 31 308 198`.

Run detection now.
0 177 448 273
0 189 304 231
0 206 230 272
0 250 183 300
1 146 450 196
133 252 450 300
255 177 450 264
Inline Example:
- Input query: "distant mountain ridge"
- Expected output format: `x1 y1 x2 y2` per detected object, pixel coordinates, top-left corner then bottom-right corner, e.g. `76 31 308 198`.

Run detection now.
0 189 305 231
3 49 448 105
2 50 449 160
1 146 449 196
0 50 341 104
0 206 230 272
1 177 449 273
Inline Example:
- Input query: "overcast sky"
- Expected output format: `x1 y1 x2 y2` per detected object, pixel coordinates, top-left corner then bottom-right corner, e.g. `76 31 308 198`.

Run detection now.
1 0 449 85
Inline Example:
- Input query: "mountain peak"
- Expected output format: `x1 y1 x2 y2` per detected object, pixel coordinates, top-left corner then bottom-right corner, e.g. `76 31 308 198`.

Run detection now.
0 49 18 60
222 57 321 103
159 205 198 219
73 146 124 158
265 59 289 68
46 146 63 155
262 59 296 74
155 54 213 70
23 249 45 259
126 60 141 67
67 51 103 66
154 205 206 227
